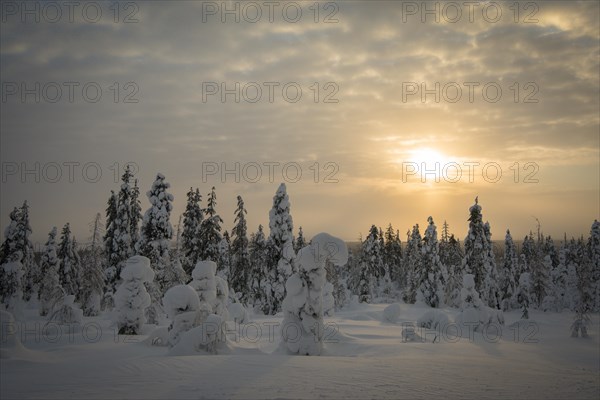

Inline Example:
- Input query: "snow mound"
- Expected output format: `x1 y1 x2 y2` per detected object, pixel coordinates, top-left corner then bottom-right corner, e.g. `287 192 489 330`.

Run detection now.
120 256 154 282
144 326 169 347
417 309 451 330
170 314 228 355
228 303 249 324
383 303 402 323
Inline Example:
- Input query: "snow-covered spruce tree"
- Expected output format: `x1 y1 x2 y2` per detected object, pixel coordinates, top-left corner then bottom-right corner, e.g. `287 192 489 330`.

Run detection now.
294 227 306 253
197 187 223 265
162 284 213 348
38 227 63 316
499 230 518 311
129 178 142 249
281 233 348 355
549 239 569 311
455 274 487 331
359 225 385 302
589 220 600 313
325 256 349 310
384 224 403 286
1 261 23 312
217 232 231 279
17 201 37 301
482 222 501 309
516 272 532 319
231 195 250 303
0 203 36 302
189 260 217 310
0 207 20 265
181 188 203 275
461 197 498 308
79 214 105 316
113 166 134 280
526 233 549 309
248 225 268 308
564 238 581 311
404 224 423 304
443 235 464 308
115 256 155 334
264 183 295 315
71 238 83 300
136 173 174 294
416 217 447 308
571 224 598 337
103 190 119 299
57 223 80 297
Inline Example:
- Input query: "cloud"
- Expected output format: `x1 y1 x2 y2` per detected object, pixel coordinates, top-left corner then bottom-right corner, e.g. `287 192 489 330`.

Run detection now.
1 0 598 242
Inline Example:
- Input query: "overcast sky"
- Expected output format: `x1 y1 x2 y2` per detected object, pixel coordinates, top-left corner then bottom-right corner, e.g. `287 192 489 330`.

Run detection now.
1 0 598 245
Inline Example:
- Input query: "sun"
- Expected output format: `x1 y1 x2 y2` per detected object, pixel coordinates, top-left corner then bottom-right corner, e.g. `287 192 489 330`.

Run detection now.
407 147 449 165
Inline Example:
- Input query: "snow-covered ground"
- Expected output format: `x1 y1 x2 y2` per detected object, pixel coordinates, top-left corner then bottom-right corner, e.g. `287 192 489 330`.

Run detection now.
2 303 599 399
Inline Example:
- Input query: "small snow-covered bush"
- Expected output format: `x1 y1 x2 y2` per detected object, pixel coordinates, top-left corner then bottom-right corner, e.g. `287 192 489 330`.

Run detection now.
115 256 155 335
383 303 402 323
417 309 450 330
455 274 487 332
228 302 248 324
163 285 206 347
189 261 217 307
47 295 83 325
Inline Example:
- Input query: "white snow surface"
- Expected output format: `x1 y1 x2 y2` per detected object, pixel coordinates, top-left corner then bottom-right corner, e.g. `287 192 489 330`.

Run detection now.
1 303 599 399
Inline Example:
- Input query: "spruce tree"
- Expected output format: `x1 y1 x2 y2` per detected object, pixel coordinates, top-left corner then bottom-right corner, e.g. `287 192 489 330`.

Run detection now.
130 178 142 249
589 220 600 312
80 214 105 316
265 183 295 314
231 195 250 303
197 187 223 263
499 230 518 311
57 223 79 297
103 191 119 294
0 207 20 265
217 232 231 279
358 225 384 302
443 235 464 307
294 227 306 253
384 224 403 285
38 227 63 316
249 225 268 307
516 272 532 319
404 224 423 304
17 201 37 301
113 166 134 275
416 216 447 307
136 173 175 295
181 188 203 274
462 197 498 307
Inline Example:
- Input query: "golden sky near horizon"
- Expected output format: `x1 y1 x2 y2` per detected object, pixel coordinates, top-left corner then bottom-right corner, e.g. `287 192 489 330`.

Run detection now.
1 1 598 244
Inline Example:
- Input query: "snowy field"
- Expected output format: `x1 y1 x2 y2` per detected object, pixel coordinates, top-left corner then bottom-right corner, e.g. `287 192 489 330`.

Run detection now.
2 303 598 400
